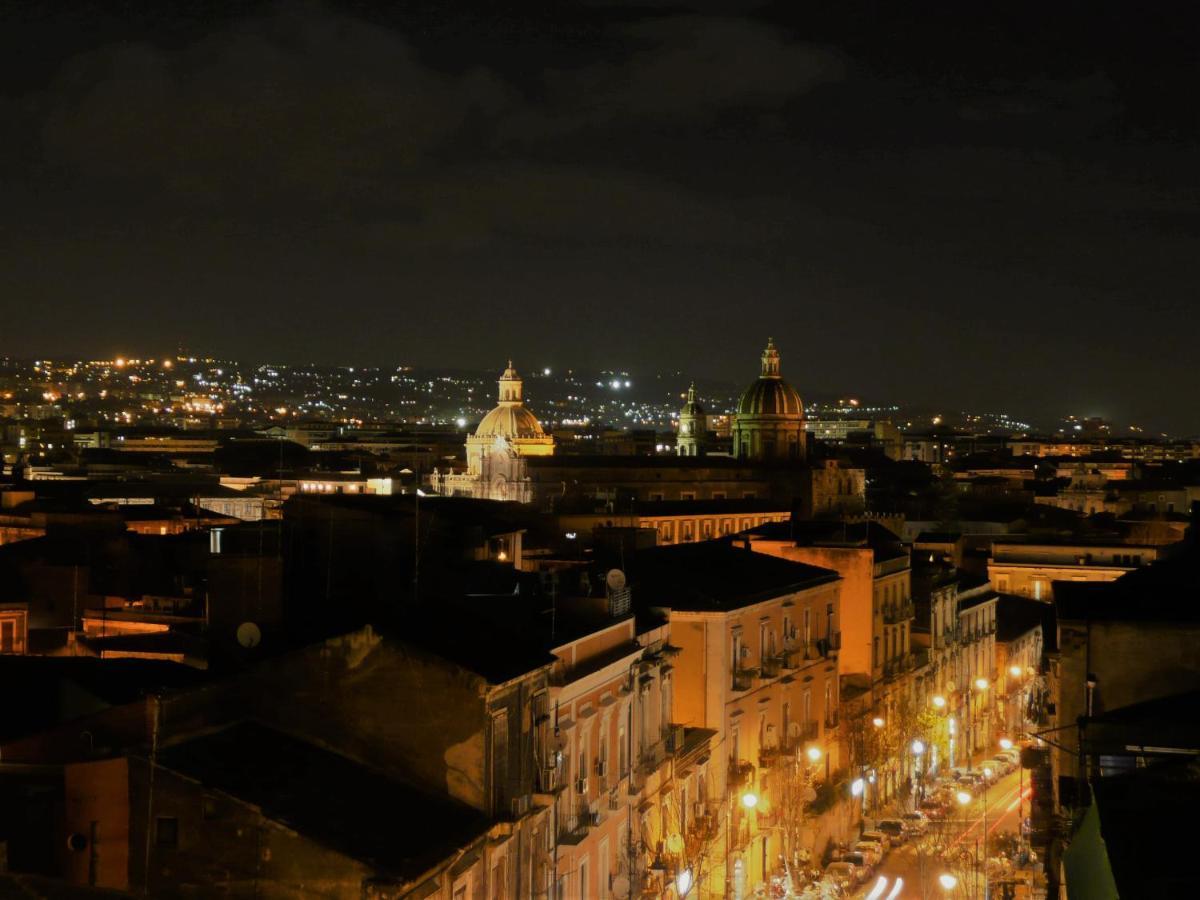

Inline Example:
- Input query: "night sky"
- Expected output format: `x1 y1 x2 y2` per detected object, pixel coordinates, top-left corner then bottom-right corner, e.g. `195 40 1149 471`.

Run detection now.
2 1 1197 432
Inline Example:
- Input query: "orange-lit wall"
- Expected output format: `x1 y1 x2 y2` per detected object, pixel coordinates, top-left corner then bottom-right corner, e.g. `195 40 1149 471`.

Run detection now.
63 758 131 890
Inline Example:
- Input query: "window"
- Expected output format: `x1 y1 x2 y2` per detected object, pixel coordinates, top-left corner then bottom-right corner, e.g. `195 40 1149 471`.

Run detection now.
618 721 628 776
803 609 811 646
155 816 178 849
579 857 588 900
0 620 14 653
492 710 510 811
713 491 726 500
681 492 696 501
873 636 880 667
759 623 769 664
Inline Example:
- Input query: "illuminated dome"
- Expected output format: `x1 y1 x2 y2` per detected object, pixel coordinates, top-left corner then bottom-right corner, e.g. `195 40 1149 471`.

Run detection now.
732 338 806 461
736 338 804 416
476 404 546 439
467 361 554 462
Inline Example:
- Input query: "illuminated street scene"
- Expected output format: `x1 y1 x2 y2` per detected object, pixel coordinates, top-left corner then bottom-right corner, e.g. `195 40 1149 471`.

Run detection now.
1 2 1197 898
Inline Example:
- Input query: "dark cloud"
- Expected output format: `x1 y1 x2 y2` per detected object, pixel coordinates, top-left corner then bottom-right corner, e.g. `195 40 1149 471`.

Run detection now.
0 1 1197 432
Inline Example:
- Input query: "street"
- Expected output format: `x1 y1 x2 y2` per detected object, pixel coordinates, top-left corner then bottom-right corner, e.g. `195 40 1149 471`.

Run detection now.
850 766 1031 899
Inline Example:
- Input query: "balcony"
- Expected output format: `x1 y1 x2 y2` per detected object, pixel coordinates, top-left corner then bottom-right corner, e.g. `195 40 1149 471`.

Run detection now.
731 669 756 692
729 758 755 788
816 631 841 658
759 657 781 679
558 810 598 845
883 601 915 625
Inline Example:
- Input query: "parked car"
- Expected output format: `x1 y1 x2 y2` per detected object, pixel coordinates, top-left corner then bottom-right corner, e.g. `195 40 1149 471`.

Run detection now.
920 797 949 818
989 755 1014 775
861 829 891 851
854 840 884 865
838 851 872 881
900 811 930 834
876 819 908 843
823 862 857 893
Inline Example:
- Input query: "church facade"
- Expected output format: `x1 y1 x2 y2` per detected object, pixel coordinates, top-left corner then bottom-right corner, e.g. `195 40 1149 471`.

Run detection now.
432 362 553 502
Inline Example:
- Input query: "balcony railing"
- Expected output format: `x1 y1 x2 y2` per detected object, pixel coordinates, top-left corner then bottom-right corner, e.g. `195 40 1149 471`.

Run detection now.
732 669 755 692
883 601 915 625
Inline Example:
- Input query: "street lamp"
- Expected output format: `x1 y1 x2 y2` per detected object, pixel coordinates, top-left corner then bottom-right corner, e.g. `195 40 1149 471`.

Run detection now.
956 790 972 807
932 694 947 709
999 737 1013 751
851 778 865 797
873 716 886 728
741 790 758 809
974 677 989 692
938 873 958 891
911 739 925 756
1009 664 1022 679
806 746 823 763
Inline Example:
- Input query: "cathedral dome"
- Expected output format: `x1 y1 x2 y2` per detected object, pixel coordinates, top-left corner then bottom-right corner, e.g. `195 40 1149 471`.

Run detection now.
471 361 553 448
476 404 546 439
736 338 804 418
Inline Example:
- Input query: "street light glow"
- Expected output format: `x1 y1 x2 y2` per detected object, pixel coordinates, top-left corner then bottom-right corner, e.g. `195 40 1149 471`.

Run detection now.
872 716 885 728
999 737 1014 750
956 790 972 806
931 694 947 708
675 868 693 896
851 778 865 797
911 739 925 755
741 791 758 809
983 766 993 779
1010 664 1022 678
806 746 823 763
975 677 989 691
939 873 958 890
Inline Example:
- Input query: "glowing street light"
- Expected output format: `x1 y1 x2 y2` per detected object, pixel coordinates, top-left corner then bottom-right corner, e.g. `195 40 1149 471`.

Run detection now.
932 694 947 709
1009 664 1022 678
872 716 885 728
974 677 989 691
956 790 972 807
741 790 758 809
675 867 693 897
851 778 865 797
806 746 823 763
938 873 958 890
999 737 1014 750
983 766 994 780
911 739 926 755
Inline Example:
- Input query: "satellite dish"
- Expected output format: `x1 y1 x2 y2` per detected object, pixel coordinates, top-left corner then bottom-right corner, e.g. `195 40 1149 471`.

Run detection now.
236 622 262 649
611 875 631 899
606 569 627 592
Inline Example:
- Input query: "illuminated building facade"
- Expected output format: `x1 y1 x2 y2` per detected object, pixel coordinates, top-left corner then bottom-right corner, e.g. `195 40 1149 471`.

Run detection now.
433 362 554 502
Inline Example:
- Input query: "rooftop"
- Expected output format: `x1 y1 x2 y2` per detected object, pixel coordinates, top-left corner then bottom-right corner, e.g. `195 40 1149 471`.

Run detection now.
632 539 839 612
158 721 490 881
1055 546 1200 622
